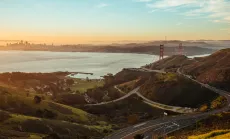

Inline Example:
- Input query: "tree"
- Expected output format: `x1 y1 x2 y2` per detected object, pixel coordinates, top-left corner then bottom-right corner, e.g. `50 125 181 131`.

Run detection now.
0 111 10 122
36 109 57 119
34 96 42 104
43 109 57 119
86 77 89 82
42 133 61 139
127 114 139 124
41 96 45 100
102 95 111 102
66 79 74 86
36 109 44 117
134 134 144 139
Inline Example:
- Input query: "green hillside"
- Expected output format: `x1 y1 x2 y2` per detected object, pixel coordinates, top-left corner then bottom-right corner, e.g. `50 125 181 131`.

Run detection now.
0 110 112 139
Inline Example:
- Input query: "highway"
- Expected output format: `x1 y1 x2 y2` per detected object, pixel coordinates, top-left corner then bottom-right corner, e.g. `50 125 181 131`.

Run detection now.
104 68 230 139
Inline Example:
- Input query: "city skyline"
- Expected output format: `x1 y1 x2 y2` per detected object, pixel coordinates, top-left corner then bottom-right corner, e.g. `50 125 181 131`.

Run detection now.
1 0 230 44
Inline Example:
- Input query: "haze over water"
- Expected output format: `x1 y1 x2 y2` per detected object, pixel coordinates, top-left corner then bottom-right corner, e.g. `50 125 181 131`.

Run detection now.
0 51 209 78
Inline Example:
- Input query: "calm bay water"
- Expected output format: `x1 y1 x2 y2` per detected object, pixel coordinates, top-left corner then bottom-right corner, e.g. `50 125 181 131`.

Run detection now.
0 51 210 79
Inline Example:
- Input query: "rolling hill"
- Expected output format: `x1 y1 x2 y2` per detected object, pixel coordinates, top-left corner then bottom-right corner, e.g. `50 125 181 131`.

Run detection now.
0 110 112 139
183 48 230 91
139 73 220 108
147 48 230 91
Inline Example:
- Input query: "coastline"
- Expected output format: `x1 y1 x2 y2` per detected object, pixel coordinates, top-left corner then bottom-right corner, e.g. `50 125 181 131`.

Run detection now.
0 45 215 56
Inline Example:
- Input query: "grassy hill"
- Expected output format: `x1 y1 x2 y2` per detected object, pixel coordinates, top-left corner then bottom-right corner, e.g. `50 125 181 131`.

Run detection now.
188 130 230 139
0 110 112 139
183 48 230 91
0 72 104 106
0 71 172 138
69 78 104 94
139 73 221 108
105 63 223 109
145 55 194 72
112 68 151 84
138 49 230 109
147 48 230 92
0 90 101 125
0 84 115 138
111 70 222 109
80 94 177 128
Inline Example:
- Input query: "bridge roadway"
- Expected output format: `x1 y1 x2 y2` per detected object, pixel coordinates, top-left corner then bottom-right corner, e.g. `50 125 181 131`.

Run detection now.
104 68 230 139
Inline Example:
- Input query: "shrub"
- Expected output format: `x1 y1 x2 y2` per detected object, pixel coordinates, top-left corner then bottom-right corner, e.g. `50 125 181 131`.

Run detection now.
34 96 42 104
127 114 139 124
35 109 57 119
134 134 144 139
36 109 44 117
42 133 61 139
43 109 57 119
66 79 74 85
0 111 11 122
199 104 208 112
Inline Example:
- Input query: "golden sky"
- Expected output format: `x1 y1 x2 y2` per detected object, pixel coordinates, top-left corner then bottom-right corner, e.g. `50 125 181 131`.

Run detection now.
1 0 229 45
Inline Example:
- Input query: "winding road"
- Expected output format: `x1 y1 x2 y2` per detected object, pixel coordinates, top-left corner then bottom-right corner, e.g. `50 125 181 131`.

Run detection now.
104 68 230 139
85 68 195 113
85 87 139 106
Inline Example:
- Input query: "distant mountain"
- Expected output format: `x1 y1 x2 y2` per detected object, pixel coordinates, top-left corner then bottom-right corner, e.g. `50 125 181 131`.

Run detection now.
0 40 218 56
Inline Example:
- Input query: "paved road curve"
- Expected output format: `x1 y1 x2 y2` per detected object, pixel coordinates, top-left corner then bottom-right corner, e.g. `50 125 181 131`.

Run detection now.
104 68 230 139
86 68 195 113
139 69 230 139
86 85 195 113
85 87 139 106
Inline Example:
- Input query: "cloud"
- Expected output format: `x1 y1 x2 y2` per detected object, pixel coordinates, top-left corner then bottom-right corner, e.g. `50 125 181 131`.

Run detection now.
147 0 199 9
176 22 183 26
148 9 157 13
135 0 152 2
146 0 230 24
96 3 109 8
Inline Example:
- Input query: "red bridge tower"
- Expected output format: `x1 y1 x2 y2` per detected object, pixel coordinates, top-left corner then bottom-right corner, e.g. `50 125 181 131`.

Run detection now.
178 43 184 55
159 44 164 60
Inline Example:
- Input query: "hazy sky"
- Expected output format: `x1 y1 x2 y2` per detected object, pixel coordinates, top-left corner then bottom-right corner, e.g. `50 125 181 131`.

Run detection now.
1 0 230 44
